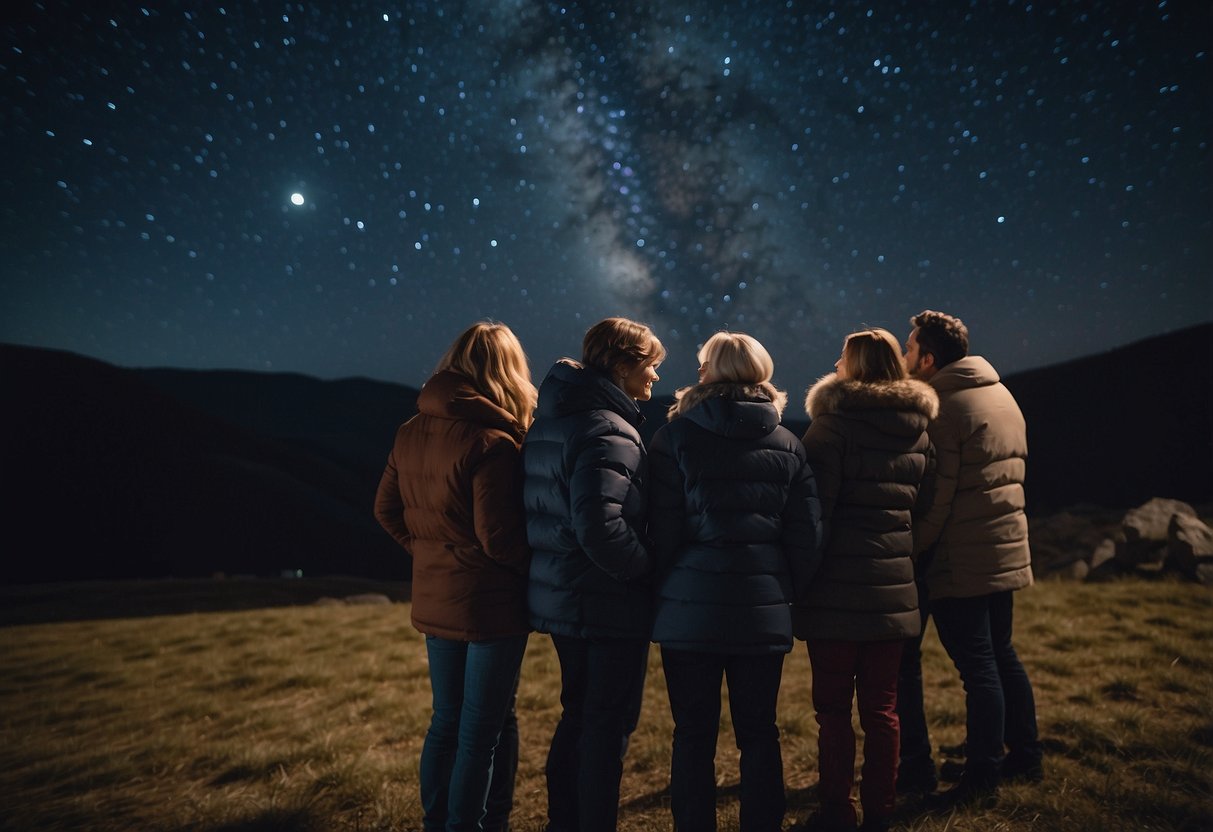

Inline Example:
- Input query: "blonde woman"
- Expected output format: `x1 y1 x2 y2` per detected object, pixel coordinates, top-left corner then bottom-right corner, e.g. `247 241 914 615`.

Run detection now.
648 331 822 831
522 317 664 832
374 321 536 832
794 328 938 832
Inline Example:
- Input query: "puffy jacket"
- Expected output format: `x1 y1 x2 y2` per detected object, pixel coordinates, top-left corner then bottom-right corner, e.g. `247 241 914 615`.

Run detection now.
793 374 938 642
914 356 1033 600
648 383 822 654
522 360 653 639
373 370 530 640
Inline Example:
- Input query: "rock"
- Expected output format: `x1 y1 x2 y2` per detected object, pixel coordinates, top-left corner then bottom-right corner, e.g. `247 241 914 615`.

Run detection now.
313 596 344 606
1196 563 1213 586
345 593 392 605
1090 538 1118 571
1167 513 1213 579
1052 558 1091 581
1121 498 1196 564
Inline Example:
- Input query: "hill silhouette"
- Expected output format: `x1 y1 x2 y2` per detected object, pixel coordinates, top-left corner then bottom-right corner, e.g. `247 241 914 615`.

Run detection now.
2 324 1209 583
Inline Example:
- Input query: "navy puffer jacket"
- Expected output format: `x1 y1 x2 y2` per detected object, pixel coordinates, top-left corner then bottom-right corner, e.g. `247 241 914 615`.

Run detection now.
523 360 654 639
648 383 823 654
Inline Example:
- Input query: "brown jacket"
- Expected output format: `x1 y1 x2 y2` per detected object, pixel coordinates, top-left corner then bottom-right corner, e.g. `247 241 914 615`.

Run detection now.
374 370 531 640
914 356 1033 600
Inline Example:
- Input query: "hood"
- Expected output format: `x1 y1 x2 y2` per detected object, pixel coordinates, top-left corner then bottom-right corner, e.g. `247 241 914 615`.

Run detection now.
534 359 644 428
672 382 782 439
929 355 1001 394
805 373 939 436
417 369 524 441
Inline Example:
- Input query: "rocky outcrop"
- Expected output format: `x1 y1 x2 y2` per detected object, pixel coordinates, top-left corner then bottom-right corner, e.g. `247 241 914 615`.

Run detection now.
1030 498 1213 584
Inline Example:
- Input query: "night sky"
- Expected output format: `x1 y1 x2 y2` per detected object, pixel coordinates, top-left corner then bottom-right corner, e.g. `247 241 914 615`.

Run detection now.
2 1 1209 394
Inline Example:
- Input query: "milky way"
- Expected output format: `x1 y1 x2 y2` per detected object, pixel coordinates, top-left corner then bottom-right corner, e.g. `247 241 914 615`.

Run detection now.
1 1 1208 394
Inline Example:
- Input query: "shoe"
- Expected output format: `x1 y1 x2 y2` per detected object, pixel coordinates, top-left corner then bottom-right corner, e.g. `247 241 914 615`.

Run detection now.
1002 756 1045 784
927 776 998 811
895 762 938 795
939 759 964 783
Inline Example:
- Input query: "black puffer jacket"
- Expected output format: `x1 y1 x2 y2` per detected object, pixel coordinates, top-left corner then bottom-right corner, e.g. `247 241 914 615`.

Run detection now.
792 374 938 642
523 360 653 639
648 383 823 654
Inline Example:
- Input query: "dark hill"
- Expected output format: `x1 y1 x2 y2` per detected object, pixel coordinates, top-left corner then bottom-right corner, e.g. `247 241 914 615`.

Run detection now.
1003 322 1212 512
0 344 409 584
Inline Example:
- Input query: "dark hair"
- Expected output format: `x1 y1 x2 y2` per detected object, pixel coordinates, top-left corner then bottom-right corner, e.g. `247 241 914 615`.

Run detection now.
581 317 665 376
910 309 969 368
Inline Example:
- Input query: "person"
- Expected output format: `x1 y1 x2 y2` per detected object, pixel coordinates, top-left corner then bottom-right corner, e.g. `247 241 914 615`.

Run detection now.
522 317 665 832
373 322 536 832
647 331 822 832
901 309 1043 808
795 328 939 832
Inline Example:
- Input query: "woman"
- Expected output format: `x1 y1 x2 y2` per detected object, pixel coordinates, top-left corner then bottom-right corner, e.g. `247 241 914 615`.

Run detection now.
373 322 536 832
648 331 822 832
522 317 664 832
794 328 938 832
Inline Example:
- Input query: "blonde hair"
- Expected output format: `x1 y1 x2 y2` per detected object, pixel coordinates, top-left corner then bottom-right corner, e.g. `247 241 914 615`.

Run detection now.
435 322 538 429
581 317 666 378
841 328 907 383
671 330 788 417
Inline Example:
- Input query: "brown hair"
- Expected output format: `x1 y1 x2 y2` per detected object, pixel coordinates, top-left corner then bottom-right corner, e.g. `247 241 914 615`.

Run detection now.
435 321 538 429
842 328 907 383
581 317 666 377
910 309 969 369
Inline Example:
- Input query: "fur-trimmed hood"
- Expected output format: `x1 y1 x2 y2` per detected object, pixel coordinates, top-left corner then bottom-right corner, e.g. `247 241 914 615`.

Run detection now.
805 373 939 422
668 381 786 440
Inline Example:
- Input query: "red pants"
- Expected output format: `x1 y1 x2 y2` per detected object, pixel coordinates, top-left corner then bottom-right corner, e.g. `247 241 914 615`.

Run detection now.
807 639 904 827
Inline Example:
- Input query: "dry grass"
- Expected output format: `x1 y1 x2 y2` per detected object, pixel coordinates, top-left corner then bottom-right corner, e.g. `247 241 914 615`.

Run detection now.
1 579 1210 831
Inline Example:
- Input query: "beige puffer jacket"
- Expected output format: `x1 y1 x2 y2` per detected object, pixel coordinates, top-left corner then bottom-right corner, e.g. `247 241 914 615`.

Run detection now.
915 356 1033 600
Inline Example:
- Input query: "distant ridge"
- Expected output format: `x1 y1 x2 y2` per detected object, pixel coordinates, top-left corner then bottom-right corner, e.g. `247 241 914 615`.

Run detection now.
2 324 1209 583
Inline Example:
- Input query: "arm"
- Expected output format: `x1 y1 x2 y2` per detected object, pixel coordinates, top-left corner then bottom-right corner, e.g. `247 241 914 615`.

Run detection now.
913 414 960 554
569 431 652 582
646 426 686 574
782 451 823 601
471 437 531 576
800 415 844 527
372 451 413 553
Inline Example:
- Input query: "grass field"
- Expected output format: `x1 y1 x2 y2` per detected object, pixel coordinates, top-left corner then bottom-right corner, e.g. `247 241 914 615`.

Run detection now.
1 578 1210 831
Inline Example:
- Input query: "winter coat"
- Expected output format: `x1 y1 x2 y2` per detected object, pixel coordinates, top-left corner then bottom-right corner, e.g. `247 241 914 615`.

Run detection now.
522 360 654 639
373 369 530 640
648 382 822 654
914 356 1033 600
792 373 938 642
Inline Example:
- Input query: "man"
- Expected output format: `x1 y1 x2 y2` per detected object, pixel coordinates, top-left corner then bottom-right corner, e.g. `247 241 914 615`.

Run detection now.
899 310 1043 807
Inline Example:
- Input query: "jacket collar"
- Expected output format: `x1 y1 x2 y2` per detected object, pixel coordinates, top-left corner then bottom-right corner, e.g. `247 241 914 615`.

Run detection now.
535 360 644 428
418 370 524 441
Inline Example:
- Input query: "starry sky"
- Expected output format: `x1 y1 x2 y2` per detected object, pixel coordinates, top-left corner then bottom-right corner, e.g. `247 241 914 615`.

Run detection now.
2 1 1209 394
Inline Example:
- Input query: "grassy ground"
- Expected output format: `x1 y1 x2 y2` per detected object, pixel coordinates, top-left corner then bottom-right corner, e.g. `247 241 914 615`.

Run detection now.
1 578 1210 831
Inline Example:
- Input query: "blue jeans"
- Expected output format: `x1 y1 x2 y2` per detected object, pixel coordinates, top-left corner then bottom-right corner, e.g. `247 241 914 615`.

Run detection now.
932 591 1041 783
421 634 529 832
661 648 786 832
545 635 649 832
896 582 934 777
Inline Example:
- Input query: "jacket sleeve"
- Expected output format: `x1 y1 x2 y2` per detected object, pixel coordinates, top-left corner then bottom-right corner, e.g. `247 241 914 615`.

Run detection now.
801 415 844 526
373 450 413 554
646 426 685 574
471 437 531 576
914 412 960 554
569 429 652 582
782 450 824 602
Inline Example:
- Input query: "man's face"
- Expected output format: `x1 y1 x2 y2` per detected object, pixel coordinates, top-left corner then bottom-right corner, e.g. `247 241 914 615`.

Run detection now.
904 328 933 380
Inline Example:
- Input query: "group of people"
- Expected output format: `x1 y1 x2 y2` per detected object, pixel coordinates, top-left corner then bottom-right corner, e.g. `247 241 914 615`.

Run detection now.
373 311 1042 832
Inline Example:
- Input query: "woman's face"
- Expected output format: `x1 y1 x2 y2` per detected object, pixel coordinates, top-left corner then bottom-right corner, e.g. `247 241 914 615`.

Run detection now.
620 359 661 401
834 345 849 380
697 357 717 384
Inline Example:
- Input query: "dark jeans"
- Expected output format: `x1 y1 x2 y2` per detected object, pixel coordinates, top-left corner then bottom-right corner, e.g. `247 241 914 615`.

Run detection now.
484 669 520 832
661 648 786 832
932 590 1041 783
421 634 529 832
807 639 904 828
896 585 933 777
545 634 649 832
